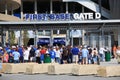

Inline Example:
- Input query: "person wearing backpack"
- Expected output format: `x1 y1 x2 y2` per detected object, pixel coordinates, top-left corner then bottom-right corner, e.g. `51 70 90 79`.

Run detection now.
29 47 36 62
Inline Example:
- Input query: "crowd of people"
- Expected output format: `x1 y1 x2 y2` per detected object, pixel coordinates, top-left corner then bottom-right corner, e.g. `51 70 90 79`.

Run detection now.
1 44 119 65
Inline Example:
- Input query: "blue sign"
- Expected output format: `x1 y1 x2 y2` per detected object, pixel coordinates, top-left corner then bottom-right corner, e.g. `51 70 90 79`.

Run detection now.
53 38 65 44
14 14 21 18
37 38 50 45
24 13 101 21
24 13 71 21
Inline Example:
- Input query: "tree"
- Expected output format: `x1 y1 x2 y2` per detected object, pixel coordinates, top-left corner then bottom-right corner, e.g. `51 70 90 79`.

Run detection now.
10 31 15 46
23 30 29 46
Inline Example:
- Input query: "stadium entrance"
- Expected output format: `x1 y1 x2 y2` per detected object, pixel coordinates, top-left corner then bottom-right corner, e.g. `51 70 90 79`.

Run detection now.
0 20 120 50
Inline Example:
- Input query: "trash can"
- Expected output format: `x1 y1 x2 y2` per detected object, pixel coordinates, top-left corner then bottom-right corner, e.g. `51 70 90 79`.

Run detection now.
44 54 51 63
105 51 111 61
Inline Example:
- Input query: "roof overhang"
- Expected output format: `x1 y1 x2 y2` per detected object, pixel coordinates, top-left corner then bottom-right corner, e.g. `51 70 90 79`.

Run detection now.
0 19 120 30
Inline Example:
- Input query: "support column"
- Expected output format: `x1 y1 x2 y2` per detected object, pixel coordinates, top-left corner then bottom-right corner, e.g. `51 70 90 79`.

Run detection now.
82 6 85 45
20 1 23 20
101 27 105 47
8 30 10 46
34 30 38 47
82 6 84 13
19 30 23 46
1 28 6 47
82 30 86 45
5 31 8 44
108 35 111 52
50 0 53 14
1 28 3 47
34 0 37 14
50 30 53 46
66 29 70 46
90 34 97 48
99 36 102 48
5 3 8 15
66 2 68 13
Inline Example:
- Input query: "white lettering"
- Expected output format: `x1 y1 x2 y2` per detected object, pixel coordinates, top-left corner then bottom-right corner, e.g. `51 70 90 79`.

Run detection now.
88 13 93 19
95 13 101 19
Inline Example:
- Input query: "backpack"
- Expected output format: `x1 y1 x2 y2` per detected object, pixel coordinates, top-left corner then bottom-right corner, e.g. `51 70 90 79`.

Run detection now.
30 48 35 57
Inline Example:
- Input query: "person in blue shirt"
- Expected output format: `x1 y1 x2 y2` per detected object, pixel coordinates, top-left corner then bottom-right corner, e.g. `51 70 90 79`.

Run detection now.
8 46 16 63
49 47 56 63
71 45 79 63
18 46 24 63
81 46 89 64
12 48 20 64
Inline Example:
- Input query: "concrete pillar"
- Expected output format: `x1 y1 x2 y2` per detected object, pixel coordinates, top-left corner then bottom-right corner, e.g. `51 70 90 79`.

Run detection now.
50 30 53 46
5 3 8 15
20 1 23 20
50 0 53 14
90 34 97 48
5 31 8 43
1 28 6 47
82 6 84 13
82 30 86 45
108 35 111 52
66 29 70 46
19 30 23 46
8 30 10 45
99 36 102 48
71 31 73 47
34 30 38 47
1 28 4 47
66 2 68 13
10 4 14 16
34 0 37 14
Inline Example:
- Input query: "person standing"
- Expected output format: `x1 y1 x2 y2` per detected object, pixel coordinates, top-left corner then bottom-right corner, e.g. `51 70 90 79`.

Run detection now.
116 46 120 64
55 47 61 64
113 45 117 58
12 49 20 63
81 46 89 64
71 46 79 64
99 47 105 62
18 46 24 63
35 47 41 63
40 46 46 63
49 47 56 63
23 47 29 63
92 48 98 64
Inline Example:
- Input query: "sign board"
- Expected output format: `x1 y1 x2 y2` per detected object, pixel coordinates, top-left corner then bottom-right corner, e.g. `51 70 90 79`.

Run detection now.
24 13 101 21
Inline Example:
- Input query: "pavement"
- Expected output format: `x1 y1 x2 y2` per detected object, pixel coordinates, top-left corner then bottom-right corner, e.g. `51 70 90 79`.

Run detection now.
0 59 120 80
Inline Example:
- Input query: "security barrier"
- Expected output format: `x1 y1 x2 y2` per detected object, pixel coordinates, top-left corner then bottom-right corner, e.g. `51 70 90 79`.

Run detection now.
48 64 77 75
25 63 58 74
97 66 120 77
72 65 99 75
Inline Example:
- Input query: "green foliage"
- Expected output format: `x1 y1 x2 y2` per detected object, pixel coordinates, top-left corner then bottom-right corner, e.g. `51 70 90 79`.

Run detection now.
10 31 15 46
23 30 29 46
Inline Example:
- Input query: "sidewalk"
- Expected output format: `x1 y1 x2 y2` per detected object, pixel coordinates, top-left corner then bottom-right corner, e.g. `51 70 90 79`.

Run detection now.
100 58 119 66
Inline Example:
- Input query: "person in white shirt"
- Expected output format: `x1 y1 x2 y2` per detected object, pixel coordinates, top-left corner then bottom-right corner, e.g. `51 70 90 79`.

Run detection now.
23 47 29 62
116 46 120 64
55 47 61 64
35 47 41 63
99 47 105 62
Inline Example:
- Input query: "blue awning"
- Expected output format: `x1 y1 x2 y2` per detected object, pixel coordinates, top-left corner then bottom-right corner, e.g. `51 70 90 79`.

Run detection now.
53 38 65 44
37 38 50 45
